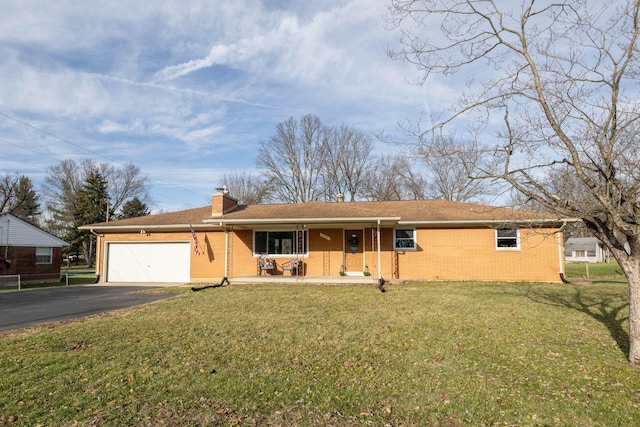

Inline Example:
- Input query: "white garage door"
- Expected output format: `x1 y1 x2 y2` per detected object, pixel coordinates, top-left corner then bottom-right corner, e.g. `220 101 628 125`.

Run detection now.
106 242 190 283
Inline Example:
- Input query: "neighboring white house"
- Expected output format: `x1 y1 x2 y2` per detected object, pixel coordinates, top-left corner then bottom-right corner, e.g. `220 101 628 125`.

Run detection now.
565 237 609 263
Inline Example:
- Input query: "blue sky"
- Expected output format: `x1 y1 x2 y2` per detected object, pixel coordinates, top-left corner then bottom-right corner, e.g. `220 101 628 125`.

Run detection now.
0 0 449 213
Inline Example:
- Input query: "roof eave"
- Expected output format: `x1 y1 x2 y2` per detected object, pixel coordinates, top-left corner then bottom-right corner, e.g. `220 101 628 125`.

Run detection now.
78 223 221 233
398 218 576 227
203 217 401 225
79 216 577 233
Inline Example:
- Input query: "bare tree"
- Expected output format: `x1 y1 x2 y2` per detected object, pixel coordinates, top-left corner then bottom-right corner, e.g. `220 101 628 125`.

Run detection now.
107 163 150 215
42 159 87 225
43 159 151 219
322 124 374 201
42 159 152 239
388 0 640 365
257 114 329 203
419 135 498 202
361 153 425 201
220 171 273 205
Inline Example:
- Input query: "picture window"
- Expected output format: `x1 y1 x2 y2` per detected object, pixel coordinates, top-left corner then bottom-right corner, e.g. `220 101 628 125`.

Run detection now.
254 230 307 256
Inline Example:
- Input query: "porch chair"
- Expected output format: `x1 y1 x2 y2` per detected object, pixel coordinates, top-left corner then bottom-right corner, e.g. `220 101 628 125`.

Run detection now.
258 257 275 275
281 258 302 276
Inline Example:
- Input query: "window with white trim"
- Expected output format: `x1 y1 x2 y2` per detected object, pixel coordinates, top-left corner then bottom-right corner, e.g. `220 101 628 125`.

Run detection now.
495 228 520 250
35 247 53 264
394 228 416 250
254 230 308 256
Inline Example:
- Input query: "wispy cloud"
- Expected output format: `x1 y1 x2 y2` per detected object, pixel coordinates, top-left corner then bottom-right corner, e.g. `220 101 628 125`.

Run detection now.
0 0 439 212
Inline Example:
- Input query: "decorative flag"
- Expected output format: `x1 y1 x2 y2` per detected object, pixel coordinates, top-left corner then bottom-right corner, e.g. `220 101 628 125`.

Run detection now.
190 224 201 256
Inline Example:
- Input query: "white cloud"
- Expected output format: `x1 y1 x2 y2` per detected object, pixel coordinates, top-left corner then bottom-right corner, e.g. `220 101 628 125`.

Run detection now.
0 0 434 209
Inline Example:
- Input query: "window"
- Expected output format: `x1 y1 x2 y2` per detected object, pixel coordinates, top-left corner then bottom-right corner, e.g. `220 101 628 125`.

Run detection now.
496 228 519 250
575 250 587 257
394 228 416 250
35 247 53 264
254 230 307 256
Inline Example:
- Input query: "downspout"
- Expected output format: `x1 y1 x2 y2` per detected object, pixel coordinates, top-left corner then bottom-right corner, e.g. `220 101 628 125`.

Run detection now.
89 229 101 283
377 220 381 281
223 222 229 278
558 224 570 283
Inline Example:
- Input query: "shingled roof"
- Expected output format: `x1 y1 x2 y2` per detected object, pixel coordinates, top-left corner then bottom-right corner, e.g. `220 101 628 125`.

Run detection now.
81 199 566 232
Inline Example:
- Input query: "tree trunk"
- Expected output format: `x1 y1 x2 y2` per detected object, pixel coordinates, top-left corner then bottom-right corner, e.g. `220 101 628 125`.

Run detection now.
82 238 95 269
618 256 640 365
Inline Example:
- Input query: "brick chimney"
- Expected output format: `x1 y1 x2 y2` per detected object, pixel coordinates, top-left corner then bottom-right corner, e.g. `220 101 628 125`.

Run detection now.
337 193 344 203
211 187 238 217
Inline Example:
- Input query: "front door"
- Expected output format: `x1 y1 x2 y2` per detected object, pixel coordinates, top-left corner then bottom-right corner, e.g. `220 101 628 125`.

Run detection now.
344 229 364 274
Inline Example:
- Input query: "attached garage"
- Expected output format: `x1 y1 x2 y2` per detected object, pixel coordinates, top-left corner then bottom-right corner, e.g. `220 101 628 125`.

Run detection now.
106 242 190 283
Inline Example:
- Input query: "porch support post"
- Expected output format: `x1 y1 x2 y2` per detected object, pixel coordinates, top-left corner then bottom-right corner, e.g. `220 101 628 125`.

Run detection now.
377 220 382 281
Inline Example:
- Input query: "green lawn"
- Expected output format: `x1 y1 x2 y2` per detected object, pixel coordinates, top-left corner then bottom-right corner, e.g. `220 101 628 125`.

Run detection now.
565 261 627 284
1 281 639 426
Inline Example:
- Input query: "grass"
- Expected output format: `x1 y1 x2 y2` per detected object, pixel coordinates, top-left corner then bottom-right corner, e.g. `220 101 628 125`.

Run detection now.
565 261 627 284
1 280 639 426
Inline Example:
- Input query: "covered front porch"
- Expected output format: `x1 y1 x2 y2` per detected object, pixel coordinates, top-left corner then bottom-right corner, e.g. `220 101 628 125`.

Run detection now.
215 217 399 284
229 274 379 285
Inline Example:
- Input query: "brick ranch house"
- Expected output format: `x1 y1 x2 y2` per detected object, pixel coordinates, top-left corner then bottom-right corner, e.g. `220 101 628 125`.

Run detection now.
80 189 572 285
1 213 69 283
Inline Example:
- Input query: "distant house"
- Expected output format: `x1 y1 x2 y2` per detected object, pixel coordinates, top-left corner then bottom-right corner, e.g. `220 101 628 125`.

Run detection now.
565 237 609 263
0 213 69 283
80 189 570 284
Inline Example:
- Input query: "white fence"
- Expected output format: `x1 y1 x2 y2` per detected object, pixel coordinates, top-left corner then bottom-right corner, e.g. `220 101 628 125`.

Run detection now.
0 274 21 290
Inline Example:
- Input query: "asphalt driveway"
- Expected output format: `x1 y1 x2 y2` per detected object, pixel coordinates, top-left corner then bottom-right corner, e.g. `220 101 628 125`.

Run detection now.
0 285 178 332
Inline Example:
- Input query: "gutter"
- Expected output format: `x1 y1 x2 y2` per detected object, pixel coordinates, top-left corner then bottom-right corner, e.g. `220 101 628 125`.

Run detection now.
398 218 579 227
78 223 222 233
80 216 579 232
203 217 401 225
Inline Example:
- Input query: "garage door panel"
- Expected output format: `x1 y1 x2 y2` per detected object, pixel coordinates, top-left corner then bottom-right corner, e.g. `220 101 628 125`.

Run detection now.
107 243 190 283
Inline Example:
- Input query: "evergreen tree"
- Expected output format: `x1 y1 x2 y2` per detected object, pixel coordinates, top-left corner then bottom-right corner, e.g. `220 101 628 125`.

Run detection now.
119 197 150 219
11 176 41 224
68 169 109 268
0 174 41 224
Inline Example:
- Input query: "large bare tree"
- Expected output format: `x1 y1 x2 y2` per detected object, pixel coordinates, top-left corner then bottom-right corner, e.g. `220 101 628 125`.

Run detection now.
106 162 150 215
418 134 498 202
258 115 380 203
322 124 374 201
388 0 640 365
257 115 329 203
360 153 426 201
42 159 86 227
43 159 150 222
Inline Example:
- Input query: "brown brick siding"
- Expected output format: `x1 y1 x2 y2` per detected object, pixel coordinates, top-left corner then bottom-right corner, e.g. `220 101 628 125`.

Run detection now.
98 225 564 283
0 246 63 282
